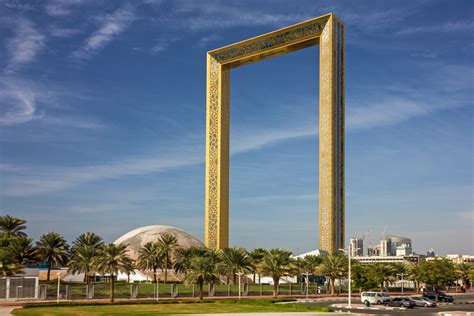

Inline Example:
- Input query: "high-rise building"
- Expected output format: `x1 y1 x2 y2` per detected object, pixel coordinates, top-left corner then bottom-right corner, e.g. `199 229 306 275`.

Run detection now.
350 238 364 257
380 235 411 256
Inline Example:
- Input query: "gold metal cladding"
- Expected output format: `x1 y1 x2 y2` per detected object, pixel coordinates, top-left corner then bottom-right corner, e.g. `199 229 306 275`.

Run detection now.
205 13 345 253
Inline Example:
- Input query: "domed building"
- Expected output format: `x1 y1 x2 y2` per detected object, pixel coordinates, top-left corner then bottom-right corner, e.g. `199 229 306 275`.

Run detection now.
114 225 204 261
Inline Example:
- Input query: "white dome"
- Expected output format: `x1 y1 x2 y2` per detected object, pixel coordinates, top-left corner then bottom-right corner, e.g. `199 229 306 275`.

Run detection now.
114 225 204 261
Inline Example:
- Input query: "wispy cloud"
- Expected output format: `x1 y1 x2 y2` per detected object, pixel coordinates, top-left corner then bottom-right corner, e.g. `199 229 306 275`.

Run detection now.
72 4 136 60
395 20 474 36
49 26 82 38
162 1 313 31
5 18 45 72
45 0 86 17
0 78 41 125
197 34 222 48
0 77 102 128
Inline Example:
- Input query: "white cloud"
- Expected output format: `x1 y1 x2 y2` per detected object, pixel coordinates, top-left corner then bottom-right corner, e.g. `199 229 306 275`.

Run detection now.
49 26 82 38
395 20 474 36
45 0 86 16
0 79 41 126
5 18 45 72
0 77 102 128
72 4 136 60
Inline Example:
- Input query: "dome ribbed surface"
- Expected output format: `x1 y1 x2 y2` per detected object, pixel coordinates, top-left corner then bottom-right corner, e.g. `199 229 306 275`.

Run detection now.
114 225 204 260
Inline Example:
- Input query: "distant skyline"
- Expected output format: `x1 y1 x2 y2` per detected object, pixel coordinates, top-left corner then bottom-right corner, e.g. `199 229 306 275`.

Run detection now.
0 0 472 255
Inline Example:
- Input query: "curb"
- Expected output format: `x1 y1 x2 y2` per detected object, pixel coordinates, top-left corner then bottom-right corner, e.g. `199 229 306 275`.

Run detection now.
331 304 407 311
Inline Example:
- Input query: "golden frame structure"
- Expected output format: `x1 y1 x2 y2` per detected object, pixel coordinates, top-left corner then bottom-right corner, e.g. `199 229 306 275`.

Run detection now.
205 13 345 253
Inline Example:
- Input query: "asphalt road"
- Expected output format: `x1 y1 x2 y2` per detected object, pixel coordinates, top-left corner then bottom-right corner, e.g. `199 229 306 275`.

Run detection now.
307 294 474 315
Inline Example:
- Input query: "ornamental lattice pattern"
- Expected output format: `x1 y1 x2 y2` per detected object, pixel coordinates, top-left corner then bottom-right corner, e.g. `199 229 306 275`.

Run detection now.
206 57 220 249
212 21 326 63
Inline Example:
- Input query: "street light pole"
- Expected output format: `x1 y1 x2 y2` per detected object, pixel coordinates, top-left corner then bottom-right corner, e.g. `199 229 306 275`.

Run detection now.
340 247 359 309
236 272 243 300
305 272 309 299
56 272 61 304
397 273 407 295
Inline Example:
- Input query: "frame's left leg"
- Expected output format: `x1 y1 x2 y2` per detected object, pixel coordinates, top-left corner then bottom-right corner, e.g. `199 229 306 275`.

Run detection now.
205 56 230 249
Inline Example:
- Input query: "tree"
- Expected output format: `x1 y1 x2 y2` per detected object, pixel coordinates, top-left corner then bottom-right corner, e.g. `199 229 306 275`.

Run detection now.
408 263 423 293
316 253 347 295
68 232 104 284
7 236 40 266
137 241 162 283
417 259 457 291
219 247 252 284
37 232 69 281
173 247 195 277
0 215 27 242
261 249 292 298
95 243 134 302
0 248 22 277
249 248 266 284
352 264 378 291
456 263 473 290
183 250 219 300
370 263 397 291
157 233 178 284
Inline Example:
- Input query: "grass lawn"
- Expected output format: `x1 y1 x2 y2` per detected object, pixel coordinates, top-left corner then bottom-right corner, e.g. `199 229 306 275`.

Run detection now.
12 300 334 315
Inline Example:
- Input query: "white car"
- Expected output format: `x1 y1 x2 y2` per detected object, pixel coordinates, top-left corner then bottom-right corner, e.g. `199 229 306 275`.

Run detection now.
361 291 391 305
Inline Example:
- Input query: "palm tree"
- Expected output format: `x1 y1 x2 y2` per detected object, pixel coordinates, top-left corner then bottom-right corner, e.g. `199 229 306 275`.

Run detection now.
456 263 473 290
36 232 69 281
137 241 162 283
316 253 347 295
249 248 266 284
0 248 22 276
7 236 40 266
157 233 178 283
95 243 133 302
261 249 292 297
0 215 27 243
183 254 219 300
371 263 397 291
173 247 195 277
68 232 104 284
219 247 252 284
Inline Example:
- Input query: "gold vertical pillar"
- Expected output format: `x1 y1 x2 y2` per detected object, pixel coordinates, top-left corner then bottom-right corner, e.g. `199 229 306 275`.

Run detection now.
205 56 230 249
319 16 345 253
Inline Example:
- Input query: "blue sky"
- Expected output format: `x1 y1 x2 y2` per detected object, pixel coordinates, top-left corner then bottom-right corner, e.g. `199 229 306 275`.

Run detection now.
0 0 472 256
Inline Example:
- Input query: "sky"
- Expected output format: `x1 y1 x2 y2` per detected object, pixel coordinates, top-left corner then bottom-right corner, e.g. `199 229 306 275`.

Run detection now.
0 0 473 256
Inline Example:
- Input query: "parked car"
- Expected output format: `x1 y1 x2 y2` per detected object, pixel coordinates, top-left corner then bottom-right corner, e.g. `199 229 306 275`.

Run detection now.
411 296 437 307
423 291 454 302
361 291 391 305
385 297 416 308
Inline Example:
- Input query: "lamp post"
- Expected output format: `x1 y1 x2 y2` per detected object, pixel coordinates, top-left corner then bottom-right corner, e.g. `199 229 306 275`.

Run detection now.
305 272 309 299
56 272 61 304
236 272 243 300
397 273 407 295
340 247 360 308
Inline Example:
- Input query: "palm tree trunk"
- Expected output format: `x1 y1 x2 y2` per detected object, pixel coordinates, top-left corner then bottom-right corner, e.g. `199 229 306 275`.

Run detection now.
330 278 335 296
164 254 168 284
47 263 51 282
153 267 157 283
273 277 279 298
199 281 203 300
110 273 115 302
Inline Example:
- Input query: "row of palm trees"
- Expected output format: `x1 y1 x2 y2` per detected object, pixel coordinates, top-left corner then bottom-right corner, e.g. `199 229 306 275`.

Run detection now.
2 214 473 302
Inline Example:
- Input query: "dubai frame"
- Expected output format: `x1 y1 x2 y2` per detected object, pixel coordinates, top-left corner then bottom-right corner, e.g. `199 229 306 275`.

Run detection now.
205 13 345 253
